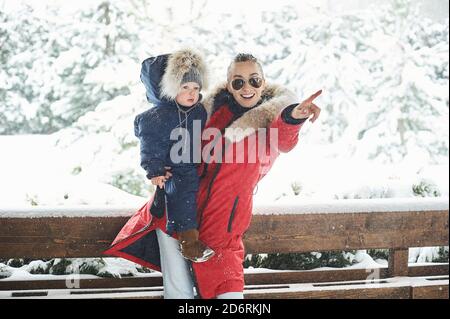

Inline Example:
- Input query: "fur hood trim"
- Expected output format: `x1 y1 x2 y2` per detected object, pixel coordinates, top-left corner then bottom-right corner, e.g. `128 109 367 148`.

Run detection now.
203 83 298 141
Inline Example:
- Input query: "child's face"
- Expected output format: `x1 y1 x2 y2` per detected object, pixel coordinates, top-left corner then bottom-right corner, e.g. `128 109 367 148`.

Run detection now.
175 82 200 107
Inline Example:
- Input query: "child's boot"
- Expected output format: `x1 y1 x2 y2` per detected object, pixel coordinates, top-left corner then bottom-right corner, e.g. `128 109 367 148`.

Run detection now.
179 229 215 263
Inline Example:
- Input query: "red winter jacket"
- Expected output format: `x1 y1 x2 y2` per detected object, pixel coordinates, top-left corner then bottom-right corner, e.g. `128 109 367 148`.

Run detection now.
104 83 305 299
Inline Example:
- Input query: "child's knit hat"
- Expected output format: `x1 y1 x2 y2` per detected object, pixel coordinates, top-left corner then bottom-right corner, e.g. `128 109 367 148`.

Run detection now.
160 48 208 100
181 67 203 88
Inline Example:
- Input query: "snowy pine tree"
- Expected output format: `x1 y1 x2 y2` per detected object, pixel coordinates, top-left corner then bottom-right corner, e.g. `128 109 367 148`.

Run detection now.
355 0 449 164
0 1 142 134
261 0 449 165
0 5 60 134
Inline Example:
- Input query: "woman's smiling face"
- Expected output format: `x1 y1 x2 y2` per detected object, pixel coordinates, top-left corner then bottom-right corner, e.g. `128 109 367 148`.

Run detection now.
227 61 266 108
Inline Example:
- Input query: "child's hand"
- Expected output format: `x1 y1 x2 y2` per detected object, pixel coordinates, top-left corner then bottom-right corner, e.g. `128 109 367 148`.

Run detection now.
164 166 173 179
151 167 172 189
151 176 166 189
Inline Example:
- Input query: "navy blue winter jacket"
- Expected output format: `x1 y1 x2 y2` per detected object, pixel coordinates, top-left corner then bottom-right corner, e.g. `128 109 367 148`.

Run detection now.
135 55 207 179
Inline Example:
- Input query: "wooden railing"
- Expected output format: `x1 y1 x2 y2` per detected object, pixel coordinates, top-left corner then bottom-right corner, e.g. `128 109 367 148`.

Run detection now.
0 198 448 299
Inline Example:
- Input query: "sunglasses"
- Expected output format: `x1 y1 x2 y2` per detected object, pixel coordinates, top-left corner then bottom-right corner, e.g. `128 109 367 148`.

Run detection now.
231 77 263 90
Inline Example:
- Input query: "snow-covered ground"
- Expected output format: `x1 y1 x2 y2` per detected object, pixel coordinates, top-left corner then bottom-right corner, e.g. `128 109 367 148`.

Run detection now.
0 134 146 207
254 141 449 204
1 133 448 207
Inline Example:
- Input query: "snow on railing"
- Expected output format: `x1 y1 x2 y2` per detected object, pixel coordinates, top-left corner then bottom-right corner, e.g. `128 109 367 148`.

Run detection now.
253 197 449 215
0 197 448 218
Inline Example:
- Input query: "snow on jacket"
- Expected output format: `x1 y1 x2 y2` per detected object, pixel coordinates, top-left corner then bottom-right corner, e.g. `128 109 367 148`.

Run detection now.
104 81 306 299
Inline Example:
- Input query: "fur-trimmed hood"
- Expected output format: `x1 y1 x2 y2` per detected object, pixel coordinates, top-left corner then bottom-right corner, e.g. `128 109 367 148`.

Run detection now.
203 82 298 141
140 48 208 105
160 48 209 100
